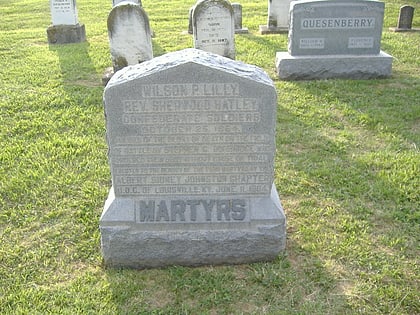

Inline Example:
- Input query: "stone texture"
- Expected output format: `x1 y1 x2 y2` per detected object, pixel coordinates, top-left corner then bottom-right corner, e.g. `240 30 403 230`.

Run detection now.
47 0 86 44
193 0 235 59
389 6 420 33
260 0 293 34
113 0 142 7
276 51 393 80
276 0 393 80
232 3 248 34
107 2 153 72
101 48 286 268
50 0 79 25
288 0 385 56
47 24 86 44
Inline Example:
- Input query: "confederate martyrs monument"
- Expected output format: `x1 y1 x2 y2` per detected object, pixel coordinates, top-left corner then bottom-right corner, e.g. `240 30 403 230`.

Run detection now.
100 49 286 268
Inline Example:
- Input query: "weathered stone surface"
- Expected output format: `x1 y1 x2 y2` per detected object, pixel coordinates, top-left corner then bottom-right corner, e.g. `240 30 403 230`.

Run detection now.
232 3 248 34
276 51 393 80
193 0 235 59
47 24 86 44
288 0 385 56
107 2 153 72
47 0 86 44
260 0 293 34
101 49 286 268
276 0 393 80
50 0 79 25
113 0 142 7
389 6 420 33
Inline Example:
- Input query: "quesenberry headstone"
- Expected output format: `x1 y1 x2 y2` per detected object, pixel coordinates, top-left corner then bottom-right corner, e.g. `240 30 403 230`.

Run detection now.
107 2 153 72
389 6 419 32
100 48 286 268
276 0 393 80
260 0 294 34
193 0 236 59
47 0 86 44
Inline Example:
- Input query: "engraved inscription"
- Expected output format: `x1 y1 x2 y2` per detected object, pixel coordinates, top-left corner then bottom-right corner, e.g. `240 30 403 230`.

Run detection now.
195 6 232 48
301 18 375 30
135 199 248 223
348 37 374 49
52 0 72 13
111 82 273 197
299 38 325 49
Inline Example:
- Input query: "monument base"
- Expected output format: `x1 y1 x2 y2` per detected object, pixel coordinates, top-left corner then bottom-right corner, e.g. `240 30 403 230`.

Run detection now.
102 67 115 86
99 184 286 269
47 24 86 44
389 27 420 33
235 28 249 34
276 51 393 80
259 25 289 34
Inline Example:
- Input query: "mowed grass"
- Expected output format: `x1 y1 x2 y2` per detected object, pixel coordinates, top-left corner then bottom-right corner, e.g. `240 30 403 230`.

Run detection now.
0 0 419 314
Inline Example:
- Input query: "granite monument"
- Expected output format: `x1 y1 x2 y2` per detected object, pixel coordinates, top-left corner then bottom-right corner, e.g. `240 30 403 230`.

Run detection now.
100 48 286 268
276 0 393 80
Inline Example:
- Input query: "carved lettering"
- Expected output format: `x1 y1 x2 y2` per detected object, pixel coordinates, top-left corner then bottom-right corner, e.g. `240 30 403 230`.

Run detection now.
301 18 375 30
137 199 248 223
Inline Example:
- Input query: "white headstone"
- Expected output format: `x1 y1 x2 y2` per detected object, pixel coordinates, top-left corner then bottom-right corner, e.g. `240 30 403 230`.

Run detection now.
112 0 141 7
260 0 293 34
100 49 286 268
50 0 79 25
47 0 85 44
107 2 153 72
193 0 235 59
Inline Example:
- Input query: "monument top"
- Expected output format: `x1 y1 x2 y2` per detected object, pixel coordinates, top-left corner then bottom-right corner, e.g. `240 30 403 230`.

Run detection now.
107 48 273 89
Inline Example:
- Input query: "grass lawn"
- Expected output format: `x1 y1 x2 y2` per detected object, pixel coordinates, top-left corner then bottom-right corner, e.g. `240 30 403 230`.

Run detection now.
0 0 419 314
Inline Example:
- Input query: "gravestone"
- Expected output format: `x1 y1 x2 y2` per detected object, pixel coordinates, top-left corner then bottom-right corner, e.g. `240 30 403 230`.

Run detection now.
46 0 86 44
112 0 142 7
193 0 236 59
260 0 294 34
276 0 393 80
188 6 194 34
100 48 286 268
107 2 153 72
113 0 141 7
232 3 248 34
390 6 419 32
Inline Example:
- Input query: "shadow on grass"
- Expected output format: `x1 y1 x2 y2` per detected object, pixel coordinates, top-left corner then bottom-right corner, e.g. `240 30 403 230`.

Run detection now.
275 90 419 313
104 248 349 314
49 41 102 89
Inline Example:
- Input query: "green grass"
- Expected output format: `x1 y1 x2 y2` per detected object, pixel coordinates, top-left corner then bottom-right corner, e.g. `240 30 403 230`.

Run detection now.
1 0 419 314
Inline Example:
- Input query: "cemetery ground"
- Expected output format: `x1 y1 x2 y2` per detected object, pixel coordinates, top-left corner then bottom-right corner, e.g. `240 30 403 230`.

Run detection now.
0 0 418 313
